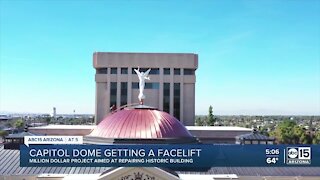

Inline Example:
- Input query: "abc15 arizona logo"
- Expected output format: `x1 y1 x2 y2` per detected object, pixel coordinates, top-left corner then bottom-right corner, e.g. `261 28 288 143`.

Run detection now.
286 147 311 165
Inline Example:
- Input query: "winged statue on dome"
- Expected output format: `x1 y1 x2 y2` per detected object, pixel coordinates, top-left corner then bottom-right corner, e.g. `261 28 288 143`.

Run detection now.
134 67 151 104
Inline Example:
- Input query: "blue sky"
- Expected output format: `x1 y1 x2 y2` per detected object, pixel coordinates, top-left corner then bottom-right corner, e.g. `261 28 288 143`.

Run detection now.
0 0 319 115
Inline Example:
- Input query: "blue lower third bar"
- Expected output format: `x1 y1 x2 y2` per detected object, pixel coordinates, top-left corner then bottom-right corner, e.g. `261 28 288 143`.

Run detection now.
20 144 320 167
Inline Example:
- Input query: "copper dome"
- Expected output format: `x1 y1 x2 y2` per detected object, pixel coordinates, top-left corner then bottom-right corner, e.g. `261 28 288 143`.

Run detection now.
89 107 193 139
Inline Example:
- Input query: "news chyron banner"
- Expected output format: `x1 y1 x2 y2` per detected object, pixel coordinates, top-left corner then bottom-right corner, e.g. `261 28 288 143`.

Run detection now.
20 136 320 168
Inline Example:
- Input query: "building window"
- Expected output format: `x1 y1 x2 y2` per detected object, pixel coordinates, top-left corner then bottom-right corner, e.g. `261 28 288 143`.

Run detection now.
121 82 127 106
132 82 139 89
184 69 195 75
260 141 267 145
150 68 159 74
163 83 170 113
146 83 159 89
174 83 180 119
132 68 159 75
111 68 117 74
267 141 274 145
132 82 159 89
110 82 117 108
164 68 170 75
121 68 128 74
174 68 181 75
96 68 108 74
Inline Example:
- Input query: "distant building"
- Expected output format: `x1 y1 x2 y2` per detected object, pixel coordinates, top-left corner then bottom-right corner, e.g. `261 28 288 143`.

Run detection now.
235 130 275 145
186 126 253 144
52 107 56 119
4 126 41 149
93 52 198 125
0 114 12 121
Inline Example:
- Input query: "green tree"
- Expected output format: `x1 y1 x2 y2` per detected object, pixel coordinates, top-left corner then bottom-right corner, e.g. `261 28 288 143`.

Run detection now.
45 117 51 125
300 133 312 144
14 119 24 130
0 130 8 139
270 120 295 144
312 131 320 144
258 126 269 137
270 119 311 144
207 105 215 126
293 125 304 144
195 117 204 126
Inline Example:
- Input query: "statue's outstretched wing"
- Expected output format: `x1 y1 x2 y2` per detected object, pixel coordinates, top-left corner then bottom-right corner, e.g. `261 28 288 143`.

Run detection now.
144 68 151 76
133 68 140 75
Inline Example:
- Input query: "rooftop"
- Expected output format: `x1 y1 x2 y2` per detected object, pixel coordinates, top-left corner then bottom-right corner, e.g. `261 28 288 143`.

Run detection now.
29 125 96 130
89 108 193 139
186 126 252 131
236 131 275 140
6 131 41 138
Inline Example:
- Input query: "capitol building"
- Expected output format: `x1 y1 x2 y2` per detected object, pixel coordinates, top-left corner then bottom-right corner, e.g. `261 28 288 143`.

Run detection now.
0 52 319 180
